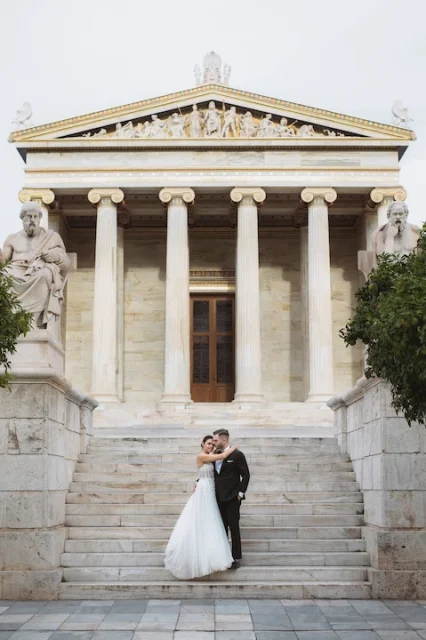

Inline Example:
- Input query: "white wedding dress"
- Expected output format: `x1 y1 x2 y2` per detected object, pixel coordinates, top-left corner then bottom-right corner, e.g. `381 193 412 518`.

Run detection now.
164 463 234 579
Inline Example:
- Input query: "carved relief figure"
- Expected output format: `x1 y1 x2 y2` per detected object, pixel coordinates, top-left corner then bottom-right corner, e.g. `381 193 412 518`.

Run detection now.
150 114 166 138
1 202 70 330
222 106 238 137
203 51 222 83
168 113 186 138
276 117 296 137
204 101 222 137
187 105 203 137
372 201 420 263
299 124 315 137
240 111 256 137
257 114 276 137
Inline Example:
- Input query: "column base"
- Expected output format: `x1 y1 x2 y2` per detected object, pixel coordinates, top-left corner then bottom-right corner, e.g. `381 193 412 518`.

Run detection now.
159 394 193 409
233 393 264 405
306 393 333 403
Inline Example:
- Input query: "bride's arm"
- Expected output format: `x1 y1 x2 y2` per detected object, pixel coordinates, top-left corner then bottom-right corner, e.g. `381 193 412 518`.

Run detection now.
197 446 237 464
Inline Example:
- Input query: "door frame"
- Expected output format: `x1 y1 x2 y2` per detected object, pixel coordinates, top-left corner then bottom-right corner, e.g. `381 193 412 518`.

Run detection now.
190 293 235 403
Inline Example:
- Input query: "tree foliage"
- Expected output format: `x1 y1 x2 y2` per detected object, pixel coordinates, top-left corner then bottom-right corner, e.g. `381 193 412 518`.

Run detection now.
340 223 426 426
0 263 32 388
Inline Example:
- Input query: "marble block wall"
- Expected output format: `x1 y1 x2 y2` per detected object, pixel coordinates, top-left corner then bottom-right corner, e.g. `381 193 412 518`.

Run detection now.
0 373 96 599
329 377 426 599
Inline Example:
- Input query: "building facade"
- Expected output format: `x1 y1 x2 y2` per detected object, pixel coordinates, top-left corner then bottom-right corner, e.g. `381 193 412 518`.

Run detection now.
9 65 414 427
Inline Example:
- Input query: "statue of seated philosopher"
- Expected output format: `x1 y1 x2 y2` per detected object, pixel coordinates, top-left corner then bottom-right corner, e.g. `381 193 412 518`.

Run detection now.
358 201 421 279
1 202 70 331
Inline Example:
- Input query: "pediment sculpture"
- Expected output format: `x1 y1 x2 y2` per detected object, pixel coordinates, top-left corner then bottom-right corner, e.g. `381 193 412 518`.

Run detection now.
0 202 70 333
358 201 421 279
79 102 347 140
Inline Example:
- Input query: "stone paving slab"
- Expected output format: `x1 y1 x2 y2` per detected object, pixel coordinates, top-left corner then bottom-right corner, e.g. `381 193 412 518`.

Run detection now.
1 600 426 638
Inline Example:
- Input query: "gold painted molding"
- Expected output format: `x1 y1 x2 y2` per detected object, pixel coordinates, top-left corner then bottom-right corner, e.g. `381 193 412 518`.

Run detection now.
24 166 400 174
369 186 407 204
19 188 55 205
88 188 125 205
301 187 337 205
159 187 195 205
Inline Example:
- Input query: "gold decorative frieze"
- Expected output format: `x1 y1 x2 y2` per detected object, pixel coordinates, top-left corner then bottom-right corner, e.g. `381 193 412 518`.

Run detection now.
189 269 235 292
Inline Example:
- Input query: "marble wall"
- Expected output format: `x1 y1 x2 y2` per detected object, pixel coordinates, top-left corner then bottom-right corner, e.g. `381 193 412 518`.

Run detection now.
64 228 362 403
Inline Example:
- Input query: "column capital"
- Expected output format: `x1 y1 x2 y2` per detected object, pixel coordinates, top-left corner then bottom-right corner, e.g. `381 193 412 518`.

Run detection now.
230 187 266 205
88 188 124 206
369 186 407 205
301 187 337 205
19 188 55 205
159 187 195 205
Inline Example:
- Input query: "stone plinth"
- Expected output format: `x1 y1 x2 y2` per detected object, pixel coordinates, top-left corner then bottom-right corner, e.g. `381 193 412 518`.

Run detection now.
328 377 426 599
10 329 65 374
0 342 97 599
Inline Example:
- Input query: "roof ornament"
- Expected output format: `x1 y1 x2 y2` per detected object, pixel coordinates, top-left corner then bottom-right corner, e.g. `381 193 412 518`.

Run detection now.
391 100 414 128
12 102 33 130
194 51 231 86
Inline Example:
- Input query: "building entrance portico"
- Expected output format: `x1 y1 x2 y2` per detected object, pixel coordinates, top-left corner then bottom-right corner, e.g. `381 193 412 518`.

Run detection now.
8 55 414 428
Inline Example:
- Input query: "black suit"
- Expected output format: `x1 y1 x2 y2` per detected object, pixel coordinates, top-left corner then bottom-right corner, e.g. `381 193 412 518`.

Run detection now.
214 449 250 560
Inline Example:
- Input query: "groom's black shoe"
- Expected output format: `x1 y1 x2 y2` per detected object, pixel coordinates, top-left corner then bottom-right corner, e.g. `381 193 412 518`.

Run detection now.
229 560 240 570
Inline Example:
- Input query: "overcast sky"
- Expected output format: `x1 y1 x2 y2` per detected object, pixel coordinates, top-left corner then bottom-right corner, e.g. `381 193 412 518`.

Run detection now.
1 0 425 244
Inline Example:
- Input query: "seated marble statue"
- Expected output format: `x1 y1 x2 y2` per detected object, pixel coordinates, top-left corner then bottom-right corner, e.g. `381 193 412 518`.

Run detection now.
1 202 70 330
371 201 420 267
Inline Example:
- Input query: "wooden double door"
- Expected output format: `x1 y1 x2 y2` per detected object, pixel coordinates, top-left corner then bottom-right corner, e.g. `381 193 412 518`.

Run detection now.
190 294 235 403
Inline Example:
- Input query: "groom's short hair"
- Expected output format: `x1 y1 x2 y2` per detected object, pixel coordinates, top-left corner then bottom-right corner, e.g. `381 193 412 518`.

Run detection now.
213 429 229 439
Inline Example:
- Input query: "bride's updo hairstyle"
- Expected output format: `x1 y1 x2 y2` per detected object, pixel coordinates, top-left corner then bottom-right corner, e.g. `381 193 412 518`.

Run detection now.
201 435 213 448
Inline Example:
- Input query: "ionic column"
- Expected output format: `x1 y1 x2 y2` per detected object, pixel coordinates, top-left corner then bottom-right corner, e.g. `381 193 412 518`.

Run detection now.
159 188 195 405
230 187 266 404
88 188 124 402
301 187 337 402
370 187 407 227
19 188 55 230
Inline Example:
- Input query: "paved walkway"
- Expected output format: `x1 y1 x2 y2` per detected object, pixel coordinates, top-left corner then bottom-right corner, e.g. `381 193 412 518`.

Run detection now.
1 599 426 639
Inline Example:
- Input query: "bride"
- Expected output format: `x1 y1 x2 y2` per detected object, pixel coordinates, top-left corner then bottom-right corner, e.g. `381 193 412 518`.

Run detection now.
164 435 235 579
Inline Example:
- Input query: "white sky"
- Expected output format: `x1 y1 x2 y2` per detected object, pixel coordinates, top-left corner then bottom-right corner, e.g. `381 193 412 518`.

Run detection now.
1 0 425 244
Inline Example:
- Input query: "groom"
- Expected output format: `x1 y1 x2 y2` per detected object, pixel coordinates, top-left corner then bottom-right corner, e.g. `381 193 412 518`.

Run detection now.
212 429 250 569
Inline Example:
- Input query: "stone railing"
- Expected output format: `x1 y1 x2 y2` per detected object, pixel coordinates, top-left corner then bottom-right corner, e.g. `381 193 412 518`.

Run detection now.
328 377 426 599
0 366 97 599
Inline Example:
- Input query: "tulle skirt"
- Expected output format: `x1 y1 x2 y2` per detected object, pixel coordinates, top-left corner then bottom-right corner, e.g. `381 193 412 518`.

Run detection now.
164 477 234 579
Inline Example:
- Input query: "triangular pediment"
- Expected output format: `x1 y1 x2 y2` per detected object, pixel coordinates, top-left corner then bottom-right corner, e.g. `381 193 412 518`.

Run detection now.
9 84 414 144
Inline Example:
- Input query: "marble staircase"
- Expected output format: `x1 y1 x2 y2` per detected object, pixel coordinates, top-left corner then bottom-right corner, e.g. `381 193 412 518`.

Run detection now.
59 432 372 599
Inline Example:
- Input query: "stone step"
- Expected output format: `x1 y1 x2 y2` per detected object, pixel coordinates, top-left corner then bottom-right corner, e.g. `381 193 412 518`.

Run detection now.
76 460 353 472
62 565 368 582
86 444 341 455
64 514 364 527
67 525 362 540
59 580 372 600
72 471 357 483
88 436 337 446
64 538 367 553
65 502 364 515
61 550 371 567
69 481 359 493
66 491 364 504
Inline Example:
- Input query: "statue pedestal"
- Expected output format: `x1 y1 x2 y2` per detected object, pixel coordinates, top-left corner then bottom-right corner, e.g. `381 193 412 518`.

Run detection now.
0 335 97 599
10 329 65 375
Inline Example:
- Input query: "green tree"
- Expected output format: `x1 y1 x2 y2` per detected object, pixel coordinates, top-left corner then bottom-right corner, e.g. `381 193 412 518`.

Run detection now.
340 224 426 425
0 263 32 388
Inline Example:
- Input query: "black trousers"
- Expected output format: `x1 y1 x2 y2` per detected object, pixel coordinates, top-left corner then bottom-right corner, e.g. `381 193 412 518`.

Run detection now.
218 496 242 560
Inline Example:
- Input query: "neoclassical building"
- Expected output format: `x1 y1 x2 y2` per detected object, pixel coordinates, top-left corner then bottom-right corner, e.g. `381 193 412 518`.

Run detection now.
9 56 414 427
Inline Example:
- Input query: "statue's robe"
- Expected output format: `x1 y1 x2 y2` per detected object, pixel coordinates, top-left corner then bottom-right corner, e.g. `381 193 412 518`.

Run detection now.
6 229 70 327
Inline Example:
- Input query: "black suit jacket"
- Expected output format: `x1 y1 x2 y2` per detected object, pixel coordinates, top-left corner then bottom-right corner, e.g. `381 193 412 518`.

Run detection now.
214 449 250 503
